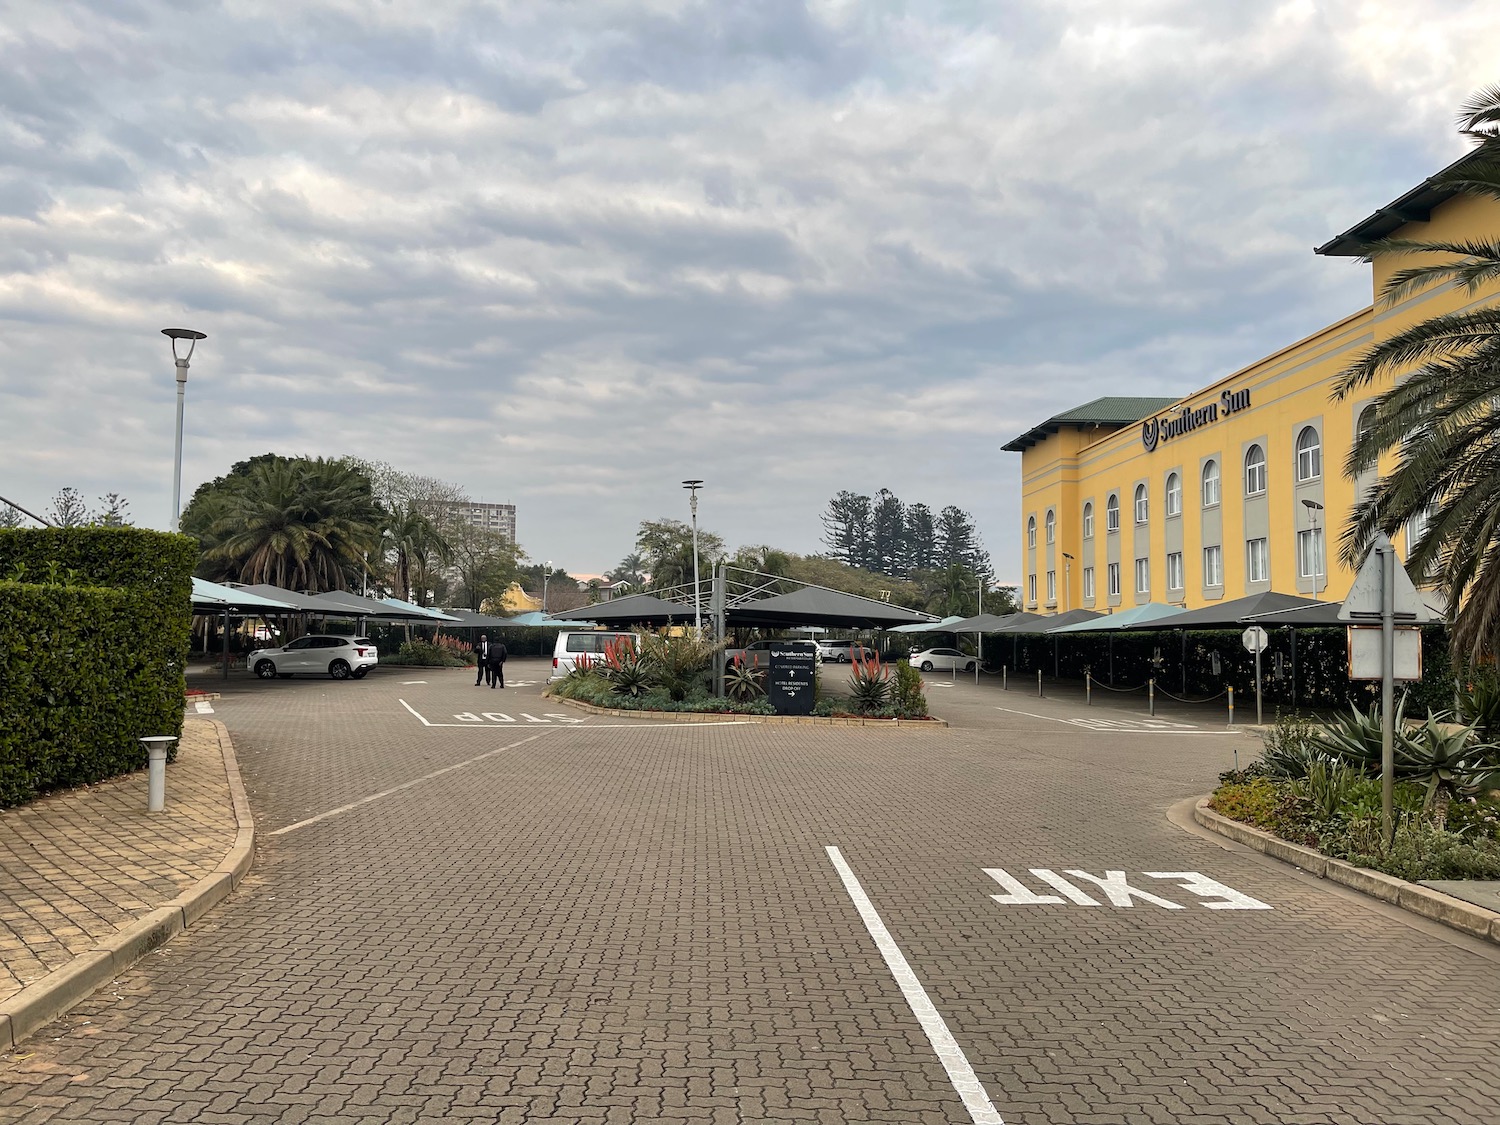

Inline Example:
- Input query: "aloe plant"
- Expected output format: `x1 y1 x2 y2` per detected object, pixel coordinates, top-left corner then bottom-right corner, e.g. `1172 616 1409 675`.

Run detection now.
847 654 891 714
725 655 766 702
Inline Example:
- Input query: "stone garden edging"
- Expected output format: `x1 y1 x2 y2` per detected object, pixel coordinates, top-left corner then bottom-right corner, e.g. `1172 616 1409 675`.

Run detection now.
553 696 948 728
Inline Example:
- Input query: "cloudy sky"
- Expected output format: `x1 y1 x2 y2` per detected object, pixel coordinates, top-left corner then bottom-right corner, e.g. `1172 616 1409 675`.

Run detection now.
2 0 1496 581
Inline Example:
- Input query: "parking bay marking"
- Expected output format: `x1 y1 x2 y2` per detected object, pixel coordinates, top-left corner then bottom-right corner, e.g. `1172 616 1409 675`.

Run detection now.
985 868 1271 910
398 699 761 730
993 705 1239 734
826 846 1005 1125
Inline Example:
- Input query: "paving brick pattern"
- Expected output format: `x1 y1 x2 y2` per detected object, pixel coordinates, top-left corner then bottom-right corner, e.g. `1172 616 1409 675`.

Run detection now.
3 662 1499 1123
0 719 238 1000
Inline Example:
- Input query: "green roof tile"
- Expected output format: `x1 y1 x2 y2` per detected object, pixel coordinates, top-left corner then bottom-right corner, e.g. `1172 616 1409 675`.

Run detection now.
1002 396 1178 452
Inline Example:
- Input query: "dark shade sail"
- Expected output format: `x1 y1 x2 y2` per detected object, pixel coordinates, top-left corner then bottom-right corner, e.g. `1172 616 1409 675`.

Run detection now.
549 593 697 625
726 586 939 630
1119 591 1320 630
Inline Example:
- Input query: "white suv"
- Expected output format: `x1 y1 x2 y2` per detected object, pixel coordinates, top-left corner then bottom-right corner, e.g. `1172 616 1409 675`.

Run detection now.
250 635 379 681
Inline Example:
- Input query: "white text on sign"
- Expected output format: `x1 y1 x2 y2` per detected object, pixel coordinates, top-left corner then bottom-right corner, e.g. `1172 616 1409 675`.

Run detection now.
983 868 1271 910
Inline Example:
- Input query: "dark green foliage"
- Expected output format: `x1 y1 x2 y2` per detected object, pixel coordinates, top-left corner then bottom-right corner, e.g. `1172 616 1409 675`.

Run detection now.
385 640 470 667
724 656 766 703
1456 668 1500 744
0 527 196 808
892 661 928 719
1258 712 1326 779
546 671 772 715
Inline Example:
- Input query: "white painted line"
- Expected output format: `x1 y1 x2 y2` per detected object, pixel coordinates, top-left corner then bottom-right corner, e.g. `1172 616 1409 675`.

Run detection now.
992 705 1238 734
825 846 1004 1125
401 680 429 685
269 733 551 837
398 698 758 729
194 701 215 714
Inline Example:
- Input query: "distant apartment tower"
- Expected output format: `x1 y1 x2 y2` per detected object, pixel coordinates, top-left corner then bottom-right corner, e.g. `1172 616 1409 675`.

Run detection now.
447 501 517 542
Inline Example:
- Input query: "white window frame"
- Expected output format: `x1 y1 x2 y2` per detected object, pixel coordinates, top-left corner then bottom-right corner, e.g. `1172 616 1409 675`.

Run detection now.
1295 426 1322 482
1298 528 1324 578
1106 495 1120 532
1166 551 1184 591
1027 574 1037 603
1027 516 1036 548
1046 570 1056 602
1134 484 1149 525
1202 460 1220 507
1165 473 1182 517
1082 503 1094 539
1083 566 1095 600
1107 562 1121 597
1247 538 1268 583
1045 509 1055 545
1245 445 1267 496
1134 557 1150 594
1203 545 1223 588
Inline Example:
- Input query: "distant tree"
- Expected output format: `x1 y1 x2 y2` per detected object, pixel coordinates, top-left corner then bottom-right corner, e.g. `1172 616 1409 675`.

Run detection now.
936 505 990 577
388 502 454 604
904 503 937 573
92 492 132 527
48 487 89 528
636 518 725 592
611 551 648 588
820 491 872 567
0 503 26 529
447 523 522 611
870 489 907 577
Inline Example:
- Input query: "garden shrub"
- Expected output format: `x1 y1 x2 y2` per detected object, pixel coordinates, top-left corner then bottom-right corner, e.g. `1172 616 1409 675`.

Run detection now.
892 662 928 719
0 527 196 808
386 640 471 667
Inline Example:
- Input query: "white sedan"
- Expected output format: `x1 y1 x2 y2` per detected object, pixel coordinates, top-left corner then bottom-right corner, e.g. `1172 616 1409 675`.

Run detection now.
249 635 379 681
908 647 977 673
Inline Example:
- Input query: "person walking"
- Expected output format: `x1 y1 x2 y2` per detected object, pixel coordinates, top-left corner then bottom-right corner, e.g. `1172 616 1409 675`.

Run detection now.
475 634 494 686
491 638 508 688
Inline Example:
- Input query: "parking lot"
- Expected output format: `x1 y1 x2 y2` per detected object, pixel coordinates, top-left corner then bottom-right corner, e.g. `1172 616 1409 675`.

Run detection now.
6 659 1500 1123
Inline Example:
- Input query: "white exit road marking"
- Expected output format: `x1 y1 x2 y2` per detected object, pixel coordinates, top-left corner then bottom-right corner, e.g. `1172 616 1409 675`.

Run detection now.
826 847 1004 1124
193 701 214 714
401 680 429 685
993 705 1239 734
984 868 1270 910
398 699 758 730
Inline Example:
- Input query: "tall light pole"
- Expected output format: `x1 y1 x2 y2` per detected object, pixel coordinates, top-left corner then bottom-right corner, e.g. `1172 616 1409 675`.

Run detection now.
543 559 552 615
162 328 207 532
1062 553 1074 612
683 480 703 635
1302 500 1325 599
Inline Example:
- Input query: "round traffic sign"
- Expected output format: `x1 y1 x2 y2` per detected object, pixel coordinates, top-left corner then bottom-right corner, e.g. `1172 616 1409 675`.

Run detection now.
1242 625 1269 654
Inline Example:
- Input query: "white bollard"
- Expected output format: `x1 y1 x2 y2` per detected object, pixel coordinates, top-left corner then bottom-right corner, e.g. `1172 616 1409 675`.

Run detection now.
139 736 178 813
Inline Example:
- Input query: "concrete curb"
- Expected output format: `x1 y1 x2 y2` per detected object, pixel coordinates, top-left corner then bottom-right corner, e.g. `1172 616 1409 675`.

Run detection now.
1193 796 1500 946
0 718 255 1050
551 696 949 728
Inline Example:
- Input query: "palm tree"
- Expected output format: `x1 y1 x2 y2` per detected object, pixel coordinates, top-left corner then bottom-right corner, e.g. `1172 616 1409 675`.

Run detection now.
207 459 382 591
1335 86 1500 662
384 502 453 604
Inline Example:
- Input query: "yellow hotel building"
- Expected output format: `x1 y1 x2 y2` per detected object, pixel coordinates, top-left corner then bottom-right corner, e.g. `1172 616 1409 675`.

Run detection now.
1005 154 1500 616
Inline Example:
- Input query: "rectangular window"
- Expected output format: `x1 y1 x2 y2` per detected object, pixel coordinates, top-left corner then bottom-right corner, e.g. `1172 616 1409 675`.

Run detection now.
1167 552 1184 591
1203 545 1223 587
1083 507 1094 539
1083 567 1095 600
1247 538 1269 583
1134 558 1150 594
1107 562 1121 597
1298 528 1324 578
1046 570 1056 602
1106 500 1120 532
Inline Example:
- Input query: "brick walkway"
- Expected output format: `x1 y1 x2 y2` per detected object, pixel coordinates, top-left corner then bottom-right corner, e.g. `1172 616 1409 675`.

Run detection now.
0 719 240 1001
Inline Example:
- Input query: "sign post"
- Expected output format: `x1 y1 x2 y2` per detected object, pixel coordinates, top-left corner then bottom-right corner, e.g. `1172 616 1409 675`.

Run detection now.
1339 532 1435 844
1241 625 1269 725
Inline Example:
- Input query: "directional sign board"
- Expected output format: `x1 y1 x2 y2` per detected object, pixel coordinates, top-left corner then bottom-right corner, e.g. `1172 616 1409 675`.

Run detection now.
1241 625 1269 654
1338 532 1437 623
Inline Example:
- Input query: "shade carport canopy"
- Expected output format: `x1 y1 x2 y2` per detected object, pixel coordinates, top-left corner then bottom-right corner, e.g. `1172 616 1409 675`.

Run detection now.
726 586 939 630
1118 591 1320 630
191 578 298 612
940 612 1025 633
1048 603 1186 633
550 593 698 626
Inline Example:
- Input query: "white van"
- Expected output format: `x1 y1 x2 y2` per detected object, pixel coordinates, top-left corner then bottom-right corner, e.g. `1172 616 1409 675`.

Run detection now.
550 630 638 681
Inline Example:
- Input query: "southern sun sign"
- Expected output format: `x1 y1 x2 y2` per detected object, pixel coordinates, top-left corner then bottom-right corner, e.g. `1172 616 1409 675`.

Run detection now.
1141 386 1252 452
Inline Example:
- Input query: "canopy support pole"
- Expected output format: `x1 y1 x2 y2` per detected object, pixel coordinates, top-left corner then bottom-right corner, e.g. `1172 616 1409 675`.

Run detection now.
222 607 231 681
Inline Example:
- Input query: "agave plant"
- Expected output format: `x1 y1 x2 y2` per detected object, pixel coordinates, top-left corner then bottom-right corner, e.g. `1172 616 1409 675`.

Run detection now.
637 630 720 701
847 653 891 714
725 655 766 702
1395 712 1496 821
1311 700 1400 774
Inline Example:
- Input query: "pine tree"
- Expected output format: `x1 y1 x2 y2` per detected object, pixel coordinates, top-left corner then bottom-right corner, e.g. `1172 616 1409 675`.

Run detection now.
819 491 872 566
870 489 906 577
904 503 936 573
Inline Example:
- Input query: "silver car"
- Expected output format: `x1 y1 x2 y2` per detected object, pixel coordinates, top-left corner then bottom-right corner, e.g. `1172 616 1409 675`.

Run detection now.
249 635 378 681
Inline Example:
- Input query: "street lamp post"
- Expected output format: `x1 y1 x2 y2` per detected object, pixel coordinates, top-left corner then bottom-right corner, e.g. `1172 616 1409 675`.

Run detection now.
1061 552 1074 613
543 559 552 615
1302 499 1325 599
683 480 703 635
161 328 207 533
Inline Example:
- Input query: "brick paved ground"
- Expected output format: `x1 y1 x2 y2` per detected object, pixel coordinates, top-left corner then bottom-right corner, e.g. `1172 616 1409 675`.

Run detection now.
3 661 1498 1123
0 719 239 1001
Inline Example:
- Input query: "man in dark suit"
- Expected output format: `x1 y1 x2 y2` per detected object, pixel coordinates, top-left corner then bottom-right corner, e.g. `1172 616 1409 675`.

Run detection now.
491 638 508 688
475 634 494 686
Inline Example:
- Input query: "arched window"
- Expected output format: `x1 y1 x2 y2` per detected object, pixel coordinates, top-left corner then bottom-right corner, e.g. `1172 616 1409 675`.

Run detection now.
1165 472 1182 517
1357 405 1376 444
1202 460 1220 507
1027 516 1036 548
1045 509 1055 544
1245 444 1267 496
1082 502 1094 539
1106 494 1120 532
1134 483 1148 524
1295 426 1322 482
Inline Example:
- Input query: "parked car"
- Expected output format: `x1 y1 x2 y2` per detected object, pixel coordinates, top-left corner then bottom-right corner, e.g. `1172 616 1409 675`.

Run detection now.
550 630 639 681
723 638 821 667
250 635 378 681
909 647 976 673
817 639 875 663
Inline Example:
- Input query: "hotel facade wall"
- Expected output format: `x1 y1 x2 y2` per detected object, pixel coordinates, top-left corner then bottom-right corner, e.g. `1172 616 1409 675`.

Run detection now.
1017 189 1500 614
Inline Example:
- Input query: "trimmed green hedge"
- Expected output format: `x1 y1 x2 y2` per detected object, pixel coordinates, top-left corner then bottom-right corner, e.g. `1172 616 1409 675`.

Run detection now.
0 528 196 808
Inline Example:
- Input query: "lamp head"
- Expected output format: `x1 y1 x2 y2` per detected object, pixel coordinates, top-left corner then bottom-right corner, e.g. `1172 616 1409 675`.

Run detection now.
1301 499 1324 510
161 328 207 372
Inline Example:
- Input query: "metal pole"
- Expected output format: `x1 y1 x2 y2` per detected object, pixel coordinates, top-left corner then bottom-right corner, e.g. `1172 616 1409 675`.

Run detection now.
1149 677 1155 717
1180 630 1187 696
222 607 230 681
1037 668 1043 698
1086 670 1091 706
1227 686 1234 727
712 562 726 697
1254 644 1263 726
1003 665 1007 691
171 361 187 531
1381 543 1396 844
